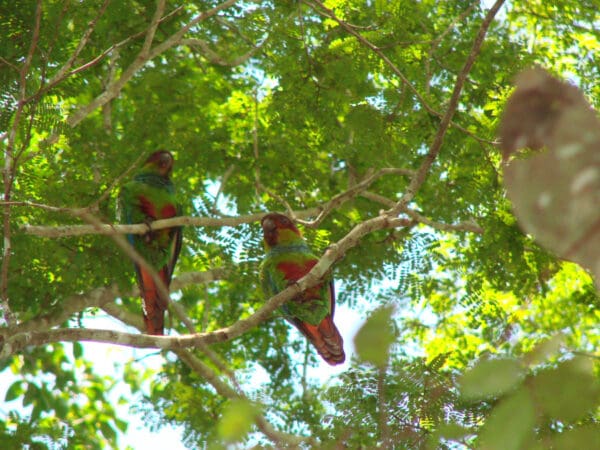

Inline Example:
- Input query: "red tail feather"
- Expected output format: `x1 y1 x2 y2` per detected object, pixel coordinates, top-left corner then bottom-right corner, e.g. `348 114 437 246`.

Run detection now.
293 315 345 365
138 268 170 335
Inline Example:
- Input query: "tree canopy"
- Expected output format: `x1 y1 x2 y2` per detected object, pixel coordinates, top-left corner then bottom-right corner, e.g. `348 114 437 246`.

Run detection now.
1 0 599 448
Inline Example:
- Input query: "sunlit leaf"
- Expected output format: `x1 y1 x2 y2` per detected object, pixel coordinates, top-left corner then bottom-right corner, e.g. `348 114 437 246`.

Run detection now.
531 357 600 422
353 305 396 367
217 399 258 443
551 424 600 450
479 388 535 450
4 381 24 402
460 358 524 401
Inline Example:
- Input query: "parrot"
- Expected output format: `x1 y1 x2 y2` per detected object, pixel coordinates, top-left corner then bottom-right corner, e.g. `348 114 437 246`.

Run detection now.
259 213 345 365
118 150 182 335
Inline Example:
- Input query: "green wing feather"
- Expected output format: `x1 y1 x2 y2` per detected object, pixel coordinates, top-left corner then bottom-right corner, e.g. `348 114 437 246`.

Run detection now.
260 245 331 326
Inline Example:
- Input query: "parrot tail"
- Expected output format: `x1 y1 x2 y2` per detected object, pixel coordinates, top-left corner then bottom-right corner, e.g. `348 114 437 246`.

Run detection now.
295 315 345 365
137 267 170 335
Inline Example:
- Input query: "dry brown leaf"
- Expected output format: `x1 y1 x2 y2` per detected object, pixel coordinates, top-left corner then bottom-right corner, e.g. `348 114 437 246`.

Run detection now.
498 68 600 284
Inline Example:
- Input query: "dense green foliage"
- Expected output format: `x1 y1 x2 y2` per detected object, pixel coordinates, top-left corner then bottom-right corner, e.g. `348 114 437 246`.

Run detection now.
1 0 599 448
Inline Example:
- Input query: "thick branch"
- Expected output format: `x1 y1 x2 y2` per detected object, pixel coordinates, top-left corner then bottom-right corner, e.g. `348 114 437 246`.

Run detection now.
1 216 411 358
20 209 319 238
20 166 416 238
361 191 483 234
99 297 305 445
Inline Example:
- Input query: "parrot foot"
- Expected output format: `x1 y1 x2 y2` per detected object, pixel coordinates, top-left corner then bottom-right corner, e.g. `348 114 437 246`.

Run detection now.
142 218 155 243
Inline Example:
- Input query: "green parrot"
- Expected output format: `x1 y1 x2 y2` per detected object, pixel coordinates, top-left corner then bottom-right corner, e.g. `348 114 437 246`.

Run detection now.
259 213 345 365
118 150 182 335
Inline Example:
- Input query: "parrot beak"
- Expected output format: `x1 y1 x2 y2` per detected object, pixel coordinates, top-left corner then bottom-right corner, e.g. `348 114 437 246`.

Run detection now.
261 216 279 247
157 152 174 176
160 152 173 167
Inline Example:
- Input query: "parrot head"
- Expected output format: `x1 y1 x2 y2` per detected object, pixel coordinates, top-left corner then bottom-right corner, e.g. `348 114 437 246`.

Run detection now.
143 150 174 177
261 213 302 249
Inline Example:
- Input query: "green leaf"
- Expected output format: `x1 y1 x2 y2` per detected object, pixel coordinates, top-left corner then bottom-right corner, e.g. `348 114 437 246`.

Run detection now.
100 421 117 441
479 388 535 450
4 381 24 402
531 357 600 422
72 342 83 359
353 305 396 367
217 399 257 443
427 423 472 449
460 357 524 400
551 424 600 450
22 382 38 406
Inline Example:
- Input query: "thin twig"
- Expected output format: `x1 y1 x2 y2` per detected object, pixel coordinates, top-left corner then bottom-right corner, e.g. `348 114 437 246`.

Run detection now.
378 365 391 449
53 0 240 136
89 151 147 210
25 4 186 106
299 168 415 228
140 0 166 58
0 269 227 339
304 0 439 117
360 191 483 233
175 349 310 446
44 0 111 91
401 207 484 234
1 0 43 327
99 0 238 112
251 91 295 216
75 210 173 320
211 164 236 215
162 285 243 393
98 298 303 446
181 38 266 66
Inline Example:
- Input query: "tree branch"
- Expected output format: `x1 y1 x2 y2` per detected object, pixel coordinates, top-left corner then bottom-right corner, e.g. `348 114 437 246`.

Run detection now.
175 349 311 446
303 0 439 117
0 269 227 339
401 207 483 234
19 166 416 238
40 0 110 96
99 297 306 446
389 0 506 215
1 216 411 358
298 168 415 228
181 37 266 66
64 0 240 131
20 210 319 238
360 191 484 234
76 211 174 312
378 365 391 449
